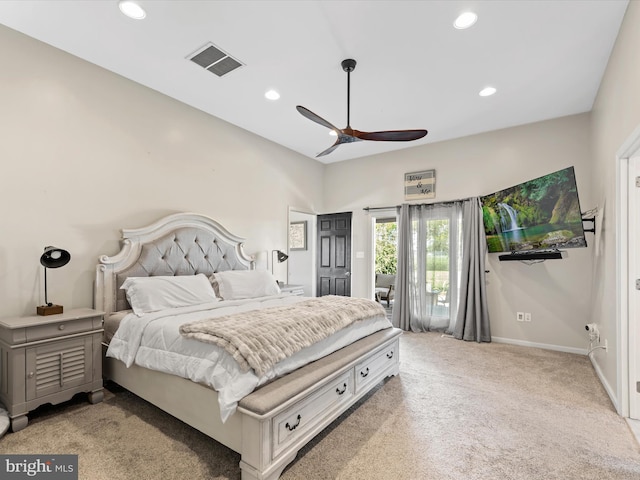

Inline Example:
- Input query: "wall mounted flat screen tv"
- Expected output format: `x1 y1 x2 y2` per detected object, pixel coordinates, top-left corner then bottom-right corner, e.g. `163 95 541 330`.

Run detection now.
480 166 587 253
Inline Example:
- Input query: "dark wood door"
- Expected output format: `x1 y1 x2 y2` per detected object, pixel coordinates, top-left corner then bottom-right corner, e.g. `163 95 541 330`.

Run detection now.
317 212 352 296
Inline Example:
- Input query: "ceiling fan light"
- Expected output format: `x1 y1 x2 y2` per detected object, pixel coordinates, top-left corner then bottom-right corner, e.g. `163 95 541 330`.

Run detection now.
479 86 497 97
329 130 337 136
454 12 477 29
265 89 280 100
118 1 146 20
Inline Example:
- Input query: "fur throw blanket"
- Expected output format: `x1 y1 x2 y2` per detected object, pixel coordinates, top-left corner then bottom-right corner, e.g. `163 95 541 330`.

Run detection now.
179 295 386 376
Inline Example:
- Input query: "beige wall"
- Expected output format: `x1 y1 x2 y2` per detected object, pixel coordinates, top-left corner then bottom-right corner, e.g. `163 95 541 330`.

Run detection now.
324 114 595 352
590 0 640 408
0 25 324 318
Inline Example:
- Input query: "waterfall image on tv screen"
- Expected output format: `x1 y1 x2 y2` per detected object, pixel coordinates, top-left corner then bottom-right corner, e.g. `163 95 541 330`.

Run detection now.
480 166 587 253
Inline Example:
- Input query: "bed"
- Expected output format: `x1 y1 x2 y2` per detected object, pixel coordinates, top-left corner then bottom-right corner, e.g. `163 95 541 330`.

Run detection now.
95 212 401 480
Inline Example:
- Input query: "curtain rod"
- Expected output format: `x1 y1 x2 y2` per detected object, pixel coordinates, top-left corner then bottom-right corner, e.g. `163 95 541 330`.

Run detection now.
363 197 475 212
363 206 399 212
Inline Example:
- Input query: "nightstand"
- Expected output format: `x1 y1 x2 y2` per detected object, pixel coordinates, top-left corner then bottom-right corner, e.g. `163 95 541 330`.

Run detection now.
0 308 104 432
280 284 305 296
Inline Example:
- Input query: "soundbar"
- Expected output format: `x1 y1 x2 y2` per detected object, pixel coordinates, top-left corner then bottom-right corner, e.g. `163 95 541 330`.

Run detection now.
498 250 563 261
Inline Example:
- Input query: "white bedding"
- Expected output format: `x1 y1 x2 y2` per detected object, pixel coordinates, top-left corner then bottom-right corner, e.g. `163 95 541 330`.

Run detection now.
106 294 392 422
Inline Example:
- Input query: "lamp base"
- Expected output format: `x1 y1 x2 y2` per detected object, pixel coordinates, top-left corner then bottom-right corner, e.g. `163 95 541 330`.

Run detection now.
37 304 63 316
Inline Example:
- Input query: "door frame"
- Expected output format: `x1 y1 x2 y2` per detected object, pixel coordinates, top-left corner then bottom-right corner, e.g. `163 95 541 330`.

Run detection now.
287 207 317 297
616 124 640 419
370 209 399 301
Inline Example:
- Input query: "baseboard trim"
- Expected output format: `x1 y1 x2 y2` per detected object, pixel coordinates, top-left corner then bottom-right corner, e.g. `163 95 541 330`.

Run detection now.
491 336 588 355
625 418 640 446
492 336 622 413
589 353 620 414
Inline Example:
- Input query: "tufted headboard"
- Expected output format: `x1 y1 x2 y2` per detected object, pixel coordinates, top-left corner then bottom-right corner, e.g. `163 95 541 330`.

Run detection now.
95 213 254 315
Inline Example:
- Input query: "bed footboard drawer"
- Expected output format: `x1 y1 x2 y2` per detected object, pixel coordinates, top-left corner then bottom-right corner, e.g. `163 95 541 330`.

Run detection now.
273 370 353 457
354 338 399 394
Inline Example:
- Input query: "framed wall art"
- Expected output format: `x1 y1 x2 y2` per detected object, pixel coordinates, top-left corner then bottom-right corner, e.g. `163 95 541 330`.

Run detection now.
404 169 436 200
289 221 307 250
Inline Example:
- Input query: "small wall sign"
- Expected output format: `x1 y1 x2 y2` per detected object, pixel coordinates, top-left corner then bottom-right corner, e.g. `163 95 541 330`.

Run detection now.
404 169 436 200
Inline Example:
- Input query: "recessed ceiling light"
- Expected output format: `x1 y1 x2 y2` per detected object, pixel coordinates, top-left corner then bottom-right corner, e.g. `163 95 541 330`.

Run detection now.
119 1 146 20
454 12 477 29
479 86 497 97
264 89 280 100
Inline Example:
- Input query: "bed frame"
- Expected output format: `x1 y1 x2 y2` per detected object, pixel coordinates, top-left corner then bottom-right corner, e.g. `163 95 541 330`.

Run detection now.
95 212 401 480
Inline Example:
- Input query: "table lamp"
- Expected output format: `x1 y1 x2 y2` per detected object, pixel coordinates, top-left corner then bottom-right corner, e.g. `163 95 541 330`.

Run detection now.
37 246 71 316
271 249 288 284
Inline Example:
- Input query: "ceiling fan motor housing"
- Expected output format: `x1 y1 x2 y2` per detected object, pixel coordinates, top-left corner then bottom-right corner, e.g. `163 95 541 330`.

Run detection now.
341 59 357 72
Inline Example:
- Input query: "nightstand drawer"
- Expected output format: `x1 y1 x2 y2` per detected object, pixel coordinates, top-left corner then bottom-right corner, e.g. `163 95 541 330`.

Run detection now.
279 284 305 296
26 316 97 342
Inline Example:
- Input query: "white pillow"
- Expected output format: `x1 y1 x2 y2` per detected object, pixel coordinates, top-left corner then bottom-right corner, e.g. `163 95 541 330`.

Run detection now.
210 270 280 300
121 274 218 316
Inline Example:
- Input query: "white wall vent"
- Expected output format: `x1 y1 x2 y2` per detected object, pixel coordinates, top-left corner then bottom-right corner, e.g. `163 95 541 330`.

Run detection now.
188 42 243 77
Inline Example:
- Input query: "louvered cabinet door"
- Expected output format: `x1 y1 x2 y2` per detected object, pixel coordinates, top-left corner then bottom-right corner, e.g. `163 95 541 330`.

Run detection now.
25 336 92 401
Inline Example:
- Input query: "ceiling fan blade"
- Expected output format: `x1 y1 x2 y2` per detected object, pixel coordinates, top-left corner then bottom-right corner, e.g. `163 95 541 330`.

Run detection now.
316 143 341 157
296 106 339 132
316 132 361 157
355 129 428 142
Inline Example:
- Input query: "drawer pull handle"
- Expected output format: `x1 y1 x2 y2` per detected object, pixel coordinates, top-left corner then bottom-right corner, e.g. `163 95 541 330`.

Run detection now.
360 367 370 378
387 350 394 359
58 324 65 331
336 383 347 395
285 415 301 431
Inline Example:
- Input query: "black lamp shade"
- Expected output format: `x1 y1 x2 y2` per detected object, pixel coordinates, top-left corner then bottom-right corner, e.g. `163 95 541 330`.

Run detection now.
38 246 71 315
270 249 289 280
40 246 71 269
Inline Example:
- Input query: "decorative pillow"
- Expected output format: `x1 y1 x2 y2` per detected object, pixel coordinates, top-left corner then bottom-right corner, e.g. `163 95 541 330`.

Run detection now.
120 274 218 316
210 270 280 300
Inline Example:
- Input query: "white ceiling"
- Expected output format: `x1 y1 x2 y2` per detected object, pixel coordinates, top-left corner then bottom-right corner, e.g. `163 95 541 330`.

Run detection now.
0 0 629 164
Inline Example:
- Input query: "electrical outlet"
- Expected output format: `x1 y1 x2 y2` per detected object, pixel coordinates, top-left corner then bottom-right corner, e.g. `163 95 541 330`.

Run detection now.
517 312 524 322
524 312 532 322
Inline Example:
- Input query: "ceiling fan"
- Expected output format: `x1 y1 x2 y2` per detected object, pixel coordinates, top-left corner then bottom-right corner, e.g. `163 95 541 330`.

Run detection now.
297 59 428 157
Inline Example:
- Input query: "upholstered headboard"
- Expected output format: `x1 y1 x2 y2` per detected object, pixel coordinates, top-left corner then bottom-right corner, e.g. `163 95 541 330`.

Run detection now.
95 213 254 315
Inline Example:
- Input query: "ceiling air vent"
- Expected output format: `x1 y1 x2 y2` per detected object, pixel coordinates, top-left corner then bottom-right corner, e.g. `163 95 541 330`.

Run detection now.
188 42 243 77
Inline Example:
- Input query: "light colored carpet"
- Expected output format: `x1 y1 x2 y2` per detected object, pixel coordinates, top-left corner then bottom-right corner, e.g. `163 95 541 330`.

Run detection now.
1 332 638 480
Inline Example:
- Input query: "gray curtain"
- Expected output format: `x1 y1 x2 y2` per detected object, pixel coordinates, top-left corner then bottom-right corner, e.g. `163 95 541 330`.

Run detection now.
453 197 491 342
391 205 411 331
392 198 490 341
